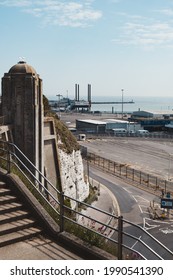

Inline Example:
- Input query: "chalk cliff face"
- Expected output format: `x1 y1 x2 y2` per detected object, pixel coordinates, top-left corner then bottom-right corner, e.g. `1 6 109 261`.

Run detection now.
58 148 89 209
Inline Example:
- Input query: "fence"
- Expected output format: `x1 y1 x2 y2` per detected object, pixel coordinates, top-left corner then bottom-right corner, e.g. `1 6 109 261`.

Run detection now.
86 152 173 196
0 140 172 260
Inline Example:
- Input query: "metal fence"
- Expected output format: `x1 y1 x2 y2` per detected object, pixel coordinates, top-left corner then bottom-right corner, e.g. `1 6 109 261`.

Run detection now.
80 132 173 140
0 140 172 259
85 152 173 196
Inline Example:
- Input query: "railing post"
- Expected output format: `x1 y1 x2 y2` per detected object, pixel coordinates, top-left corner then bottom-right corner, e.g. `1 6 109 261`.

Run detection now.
118 215 123 260
7 144 11 173
147 174 149 187
60 191 64 232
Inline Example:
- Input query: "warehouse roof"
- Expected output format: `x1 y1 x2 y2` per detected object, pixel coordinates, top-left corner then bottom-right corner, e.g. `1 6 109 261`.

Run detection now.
77 119 106 125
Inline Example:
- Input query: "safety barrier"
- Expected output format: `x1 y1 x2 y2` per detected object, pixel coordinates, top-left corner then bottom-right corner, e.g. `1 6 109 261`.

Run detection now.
85 152 173 197
0 140 172 260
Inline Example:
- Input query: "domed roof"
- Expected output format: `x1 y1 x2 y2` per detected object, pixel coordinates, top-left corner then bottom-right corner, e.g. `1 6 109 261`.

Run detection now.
9 61 37 75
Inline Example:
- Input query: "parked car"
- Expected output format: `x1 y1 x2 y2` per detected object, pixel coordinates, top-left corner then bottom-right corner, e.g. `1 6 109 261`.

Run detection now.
136 129 149 135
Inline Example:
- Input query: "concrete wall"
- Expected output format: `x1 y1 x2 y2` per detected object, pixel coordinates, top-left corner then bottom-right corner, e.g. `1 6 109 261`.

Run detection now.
44 118 61 198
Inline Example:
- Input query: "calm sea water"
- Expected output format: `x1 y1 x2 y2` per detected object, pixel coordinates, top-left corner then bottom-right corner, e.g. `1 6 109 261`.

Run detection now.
48 95 173 113
90 96 173 113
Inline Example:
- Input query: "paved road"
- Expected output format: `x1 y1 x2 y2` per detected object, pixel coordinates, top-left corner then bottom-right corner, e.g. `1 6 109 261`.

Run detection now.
82 137 173 180
88 165 173 259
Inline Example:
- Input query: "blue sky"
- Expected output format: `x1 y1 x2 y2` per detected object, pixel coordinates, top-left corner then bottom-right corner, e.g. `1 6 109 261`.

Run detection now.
1 0 173 101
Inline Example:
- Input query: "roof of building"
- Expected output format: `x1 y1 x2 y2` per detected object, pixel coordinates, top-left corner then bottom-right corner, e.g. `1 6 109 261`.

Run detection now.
77 119 106 125
8 61 37 75
105 119 129 123
132 110 173 117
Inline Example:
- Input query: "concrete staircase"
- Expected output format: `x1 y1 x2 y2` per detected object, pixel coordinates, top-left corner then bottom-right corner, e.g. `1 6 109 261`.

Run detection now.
0 181 42 248
0 178 112 260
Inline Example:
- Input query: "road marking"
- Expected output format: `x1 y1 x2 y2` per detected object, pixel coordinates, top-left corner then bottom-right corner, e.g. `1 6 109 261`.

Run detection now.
139 206 149 215
159 227 173 234
122 187 132 193
131 236 142 249
133 195 150 203
138 205 144 214
143 218 161 230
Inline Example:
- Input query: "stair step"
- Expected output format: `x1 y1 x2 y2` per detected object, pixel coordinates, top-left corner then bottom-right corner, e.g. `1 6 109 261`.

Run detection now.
0 227 42 248
0 202 24 214
0 218 37 236
0 182 6 188
0 210 30 225
0 181 44 249
0 188 12 196
0 195 18 205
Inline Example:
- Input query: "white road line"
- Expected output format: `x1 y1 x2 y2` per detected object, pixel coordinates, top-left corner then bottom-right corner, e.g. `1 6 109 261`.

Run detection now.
131 236 141 249
143 218 161 230
122 187 132 193
133 195 150 203
138 205 143 214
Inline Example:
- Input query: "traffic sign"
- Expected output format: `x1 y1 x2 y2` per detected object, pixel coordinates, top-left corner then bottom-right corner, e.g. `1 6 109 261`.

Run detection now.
161 198 173 209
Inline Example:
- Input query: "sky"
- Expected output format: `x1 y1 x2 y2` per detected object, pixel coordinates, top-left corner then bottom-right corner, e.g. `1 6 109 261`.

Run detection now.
1 0 173 102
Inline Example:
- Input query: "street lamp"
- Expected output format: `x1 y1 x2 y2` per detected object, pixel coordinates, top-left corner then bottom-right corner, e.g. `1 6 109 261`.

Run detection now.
168 154 173 181
121 89 124 119
56 94 63 119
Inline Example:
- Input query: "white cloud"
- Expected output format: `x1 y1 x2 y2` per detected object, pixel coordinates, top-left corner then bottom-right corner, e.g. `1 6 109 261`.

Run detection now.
0 0 32 7
112 12 173 50
157 8 173 16
0 0 102 27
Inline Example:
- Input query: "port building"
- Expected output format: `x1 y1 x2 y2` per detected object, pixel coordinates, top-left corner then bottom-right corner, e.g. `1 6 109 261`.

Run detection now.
76 119 106 134
76 118 142 134
130 110 173 131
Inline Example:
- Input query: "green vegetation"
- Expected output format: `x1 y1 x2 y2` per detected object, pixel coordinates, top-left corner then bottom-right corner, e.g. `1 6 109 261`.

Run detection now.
43 95 79 153
54 117 80 153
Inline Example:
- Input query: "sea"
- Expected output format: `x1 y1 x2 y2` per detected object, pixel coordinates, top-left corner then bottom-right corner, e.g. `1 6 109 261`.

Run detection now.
90 96 173 114
48 95 173 114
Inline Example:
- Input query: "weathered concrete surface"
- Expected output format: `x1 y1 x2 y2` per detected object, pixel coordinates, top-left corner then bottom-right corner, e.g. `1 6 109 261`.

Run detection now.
0 235 83 260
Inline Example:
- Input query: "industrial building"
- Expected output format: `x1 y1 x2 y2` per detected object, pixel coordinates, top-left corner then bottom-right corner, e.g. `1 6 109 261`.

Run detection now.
131 110 173 119
130 110 173 131
76 119 106 134
105 119 142 133
76 118 142 134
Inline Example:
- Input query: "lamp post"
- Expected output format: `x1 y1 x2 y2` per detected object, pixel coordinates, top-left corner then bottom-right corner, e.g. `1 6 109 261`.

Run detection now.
121 89 124 119
56 94 63 119
168 154 173 181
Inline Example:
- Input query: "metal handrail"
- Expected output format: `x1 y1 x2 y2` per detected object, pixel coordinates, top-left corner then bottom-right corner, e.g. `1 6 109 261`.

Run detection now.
0 140 172 259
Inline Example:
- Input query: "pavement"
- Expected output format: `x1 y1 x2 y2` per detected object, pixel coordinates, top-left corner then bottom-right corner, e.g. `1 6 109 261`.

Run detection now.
78 178 120 237
0 235 83 260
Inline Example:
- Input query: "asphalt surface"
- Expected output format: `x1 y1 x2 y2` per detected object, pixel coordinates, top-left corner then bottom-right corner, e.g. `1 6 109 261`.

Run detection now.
89 165 173 260
81 137 173 180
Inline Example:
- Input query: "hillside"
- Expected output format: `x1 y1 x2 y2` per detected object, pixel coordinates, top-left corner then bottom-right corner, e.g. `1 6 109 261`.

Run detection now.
43 95 80 153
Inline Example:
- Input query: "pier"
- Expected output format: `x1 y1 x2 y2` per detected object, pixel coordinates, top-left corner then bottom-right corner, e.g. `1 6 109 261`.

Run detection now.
50 84 135 111
91 100 134 105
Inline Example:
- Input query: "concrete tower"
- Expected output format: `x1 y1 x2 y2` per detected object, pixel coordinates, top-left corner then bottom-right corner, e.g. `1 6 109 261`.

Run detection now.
1 61 44 174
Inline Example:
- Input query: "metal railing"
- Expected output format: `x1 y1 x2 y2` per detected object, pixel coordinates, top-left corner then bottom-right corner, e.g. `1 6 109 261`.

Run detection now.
84 151 173 196
0 140 172 260
78 131 173 140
